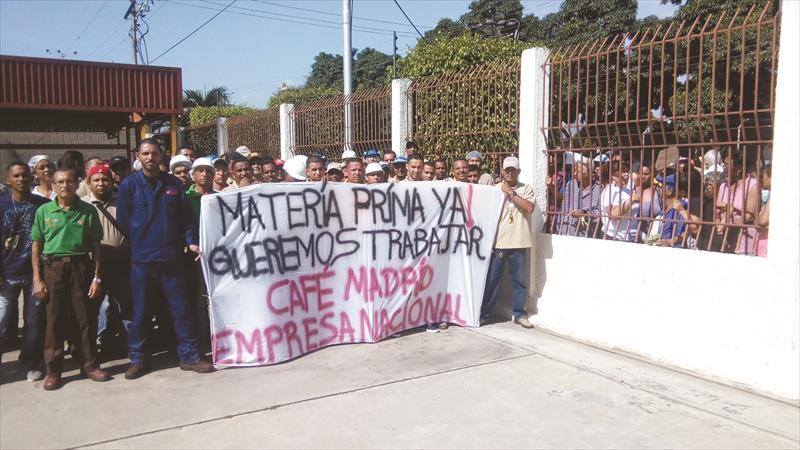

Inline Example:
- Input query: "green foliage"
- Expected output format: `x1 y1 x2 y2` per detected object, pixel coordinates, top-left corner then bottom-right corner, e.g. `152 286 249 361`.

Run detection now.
423 18 465 41
460 0 524 38
550 0 638 48
183 86 232 107
306 52 344 90
267 86 339 108
188 105 256 127
396 33 531 79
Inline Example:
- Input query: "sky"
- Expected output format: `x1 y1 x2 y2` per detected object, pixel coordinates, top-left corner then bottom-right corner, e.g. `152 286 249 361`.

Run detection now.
0 0 678 107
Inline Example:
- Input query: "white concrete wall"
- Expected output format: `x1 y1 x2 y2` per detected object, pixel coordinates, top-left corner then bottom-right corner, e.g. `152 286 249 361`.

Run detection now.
516 2 800 402
391 79 412 157
279 103 294 160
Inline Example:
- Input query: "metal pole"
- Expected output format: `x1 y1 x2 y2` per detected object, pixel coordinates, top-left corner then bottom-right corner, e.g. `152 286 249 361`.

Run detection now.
131 0 138 64
343 0 353 152
393 31 397 78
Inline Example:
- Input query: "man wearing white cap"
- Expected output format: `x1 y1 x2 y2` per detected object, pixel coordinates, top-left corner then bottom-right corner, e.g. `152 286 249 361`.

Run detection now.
326 162 344 182
235 145 252 158
283 156 307 182
169 155 193 189
365 163 385 184
480 156 536 329
185 157 215 352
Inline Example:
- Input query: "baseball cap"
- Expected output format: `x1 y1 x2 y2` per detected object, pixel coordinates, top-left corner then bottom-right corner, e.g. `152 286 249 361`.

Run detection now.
364 149 380 158
365 162 383 174
592 153 610 164
235 145 252 157
502 156 520 170
86 163 111 179
326 162 343 173
108 155 130 171
341 150 358 160
394 156 407 165
656 173 677 189
212 156 228 168
283 157 307 181
192 157 214 171
466 151 483 161
169 154 192 172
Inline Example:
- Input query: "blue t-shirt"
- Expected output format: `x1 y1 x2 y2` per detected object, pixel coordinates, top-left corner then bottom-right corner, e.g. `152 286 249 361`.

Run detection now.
0 192 50 277
660 199 688 246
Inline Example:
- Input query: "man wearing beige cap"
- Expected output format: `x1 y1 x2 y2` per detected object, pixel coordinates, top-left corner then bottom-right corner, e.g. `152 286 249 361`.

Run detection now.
480 156 536 329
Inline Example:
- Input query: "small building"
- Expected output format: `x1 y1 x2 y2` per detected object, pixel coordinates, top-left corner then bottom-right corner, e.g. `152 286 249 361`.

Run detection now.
0 54 182 169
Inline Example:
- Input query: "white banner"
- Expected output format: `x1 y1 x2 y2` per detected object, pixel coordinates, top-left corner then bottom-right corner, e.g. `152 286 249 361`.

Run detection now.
200 181 503 367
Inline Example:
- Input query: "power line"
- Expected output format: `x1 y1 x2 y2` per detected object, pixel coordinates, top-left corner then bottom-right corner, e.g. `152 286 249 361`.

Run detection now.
166 0 417 38
67 0 109 51
392 0 429 42
252 0 434 29
150 0 238 63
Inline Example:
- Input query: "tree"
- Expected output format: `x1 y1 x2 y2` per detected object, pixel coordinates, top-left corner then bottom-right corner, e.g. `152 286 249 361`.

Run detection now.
550 0 638 48
306 52 344 90
423 18 466 41
353 48 393 90
267 86 339 108
182 86 232 107
460 0 524 39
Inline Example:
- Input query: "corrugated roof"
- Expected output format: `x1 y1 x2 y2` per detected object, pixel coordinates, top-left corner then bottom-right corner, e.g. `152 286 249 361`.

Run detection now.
0 55 182 114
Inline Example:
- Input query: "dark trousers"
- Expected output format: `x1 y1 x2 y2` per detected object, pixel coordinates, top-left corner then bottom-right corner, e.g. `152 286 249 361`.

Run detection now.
480 248 529 320
186 254 210 354
42 255 97 375
128 262 200 365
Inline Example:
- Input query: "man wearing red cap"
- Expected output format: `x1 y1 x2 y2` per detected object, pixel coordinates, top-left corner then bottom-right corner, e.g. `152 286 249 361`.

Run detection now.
82 163 131 357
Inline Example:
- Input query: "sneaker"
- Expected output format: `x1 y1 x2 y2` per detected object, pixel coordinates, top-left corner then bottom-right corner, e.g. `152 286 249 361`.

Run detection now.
513 316 535 329
479 317 490 326
26 370 44 382
179 360 216 373
425 324 439 333
124 363 148 380
438 322 449 330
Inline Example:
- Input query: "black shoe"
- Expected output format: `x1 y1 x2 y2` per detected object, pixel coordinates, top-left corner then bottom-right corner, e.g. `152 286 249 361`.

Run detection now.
124 363 148 380
179 360 216 373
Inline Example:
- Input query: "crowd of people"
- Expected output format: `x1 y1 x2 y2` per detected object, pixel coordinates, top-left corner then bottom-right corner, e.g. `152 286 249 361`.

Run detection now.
0 139 536 391
547 146 771 257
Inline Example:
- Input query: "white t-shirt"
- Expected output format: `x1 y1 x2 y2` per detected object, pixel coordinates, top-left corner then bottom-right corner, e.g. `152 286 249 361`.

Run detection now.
601 183 637 241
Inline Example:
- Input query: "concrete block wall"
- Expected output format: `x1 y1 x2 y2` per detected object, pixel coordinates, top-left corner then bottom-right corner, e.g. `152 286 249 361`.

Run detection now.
0 130 130 171
513 0 800 402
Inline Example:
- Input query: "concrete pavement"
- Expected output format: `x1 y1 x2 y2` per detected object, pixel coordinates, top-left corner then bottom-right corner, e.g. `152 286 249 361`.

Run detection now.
1 322 798 449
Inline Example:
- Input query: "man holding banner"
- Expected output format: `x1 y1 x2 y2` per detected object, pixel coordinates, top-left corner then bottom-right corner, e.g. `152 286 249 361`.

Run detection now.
480 156 536 328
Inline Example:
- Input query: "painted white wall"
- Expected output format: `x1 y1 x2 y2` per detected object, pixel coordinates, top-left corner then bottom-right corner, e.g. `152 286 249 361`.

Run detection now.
516 3 800 401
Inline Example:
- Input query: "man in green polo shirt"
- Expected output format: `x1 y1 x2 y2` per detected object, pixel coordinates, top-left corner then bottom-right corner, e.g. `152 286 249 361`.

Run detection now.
31 167 110 390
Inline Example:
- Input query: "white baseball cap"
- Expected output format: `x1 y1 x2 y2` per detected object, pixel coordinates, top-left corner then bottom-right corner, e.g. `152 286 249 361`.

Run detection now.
235 145 252 157
502 156 521 170
283 157 307 181
169 154 192 172
191 157 214 171
341 150 358 160
365 162 383 174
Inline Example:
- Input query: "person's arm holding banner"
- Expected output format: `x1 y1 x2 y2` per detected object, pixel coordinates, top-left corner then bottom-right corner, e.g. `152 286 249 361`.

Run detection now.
182 183 202 259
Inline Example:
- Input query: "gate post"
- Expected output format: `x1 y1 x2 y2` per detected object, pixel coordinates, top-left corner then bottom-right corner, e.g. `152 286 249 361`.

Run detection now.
391 78 413 157
279 103 295 161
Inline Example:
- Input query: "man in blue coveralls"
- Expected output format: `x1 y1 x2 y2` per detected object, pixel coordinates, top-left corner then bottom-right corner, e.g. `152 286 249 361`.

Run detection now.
117 138 215 379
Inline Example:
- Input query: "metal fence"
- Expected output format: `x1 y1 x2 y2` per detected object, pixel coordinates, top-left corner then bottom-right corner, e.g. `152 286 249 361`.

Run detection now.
289 86 391 160
542 4 779 256
408 60 521 175
183 121 217 157
226 107 280 159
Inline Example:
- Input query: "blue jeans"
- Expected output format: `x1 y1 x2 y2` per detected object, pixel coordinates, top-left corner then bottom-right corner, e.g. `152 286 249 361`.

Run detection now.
0 276 44 369
128 262 200 365
480 249 528 320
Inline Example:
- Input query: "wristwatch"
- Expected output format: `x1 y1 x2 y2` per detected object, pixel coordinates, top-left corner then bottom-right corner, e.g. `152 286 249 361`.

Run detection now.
510 191 518 199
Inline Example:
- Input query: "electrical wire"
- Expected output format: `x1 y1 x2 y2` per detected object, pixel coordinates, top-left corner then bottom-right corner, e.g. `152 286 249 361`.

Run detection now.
167 0 417 38
252 0 434 29
67 0 109 51
392 0 429 42
150 0 238 63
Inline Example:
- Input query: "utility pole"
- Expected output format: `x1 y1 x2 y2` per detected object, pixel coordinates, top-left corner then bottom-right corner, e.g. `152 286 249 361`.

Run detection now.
342 0 353 152
392 31 397 78
124 0 138 64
